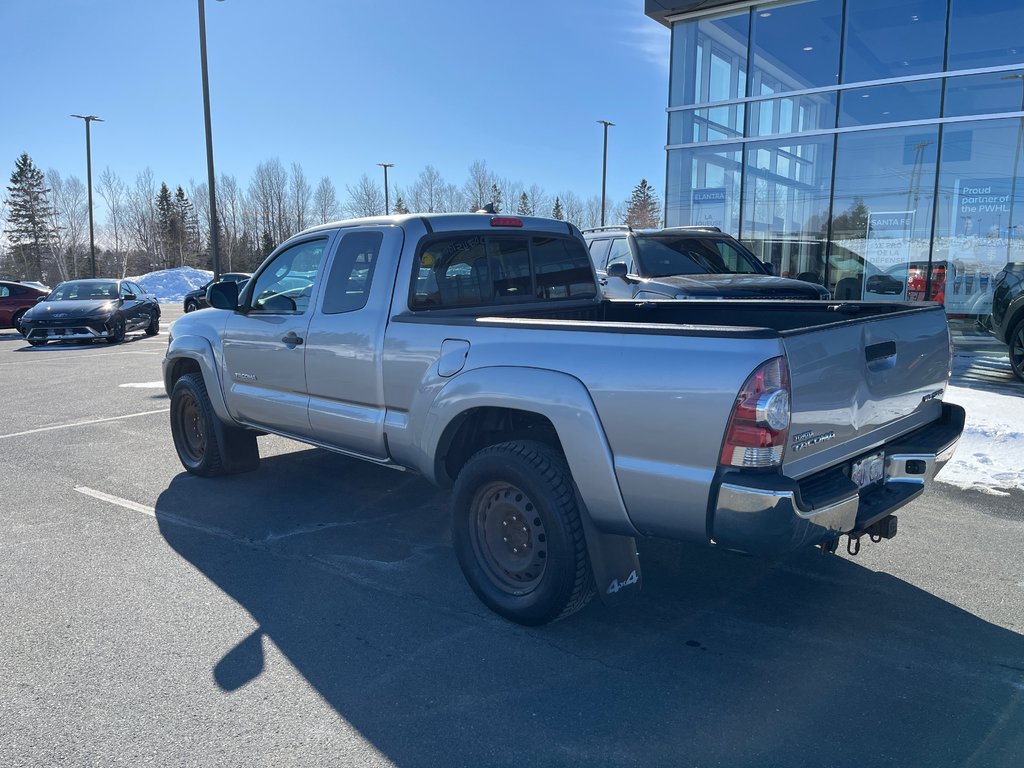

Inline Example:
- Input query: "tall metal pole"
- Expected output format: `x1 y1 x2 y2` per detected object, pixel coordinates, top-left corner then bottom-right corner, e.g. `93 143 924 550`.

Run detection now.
597 120 614 227
199 0 221 279
378 162 394 215
71 114 102 278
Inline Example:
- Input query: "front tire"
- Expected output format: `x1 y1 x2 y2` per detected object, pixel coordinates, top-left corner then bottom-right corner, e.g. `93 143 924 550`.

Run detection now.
170 373 259 477
105 314 126 344
452 440 594 625
28 338 47 347
1010 317 1024 382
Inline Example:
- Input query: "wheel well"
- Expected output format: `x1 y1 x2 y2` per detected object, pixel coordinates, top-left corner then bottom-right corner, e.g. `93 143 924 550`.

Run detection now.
437 407 563 487
1007 305 1024 343
167 357 202 390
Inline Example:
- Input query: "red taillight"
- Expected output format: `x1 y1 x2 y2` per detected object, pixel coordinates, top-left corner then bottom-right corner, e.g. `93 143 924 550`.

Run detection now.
720 357 791 468
490 216 523 227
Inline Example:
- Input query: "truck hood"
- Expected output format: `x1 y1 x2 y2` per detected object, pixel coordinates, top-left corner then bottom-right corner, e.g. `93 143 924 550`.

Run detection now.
643 274 828 299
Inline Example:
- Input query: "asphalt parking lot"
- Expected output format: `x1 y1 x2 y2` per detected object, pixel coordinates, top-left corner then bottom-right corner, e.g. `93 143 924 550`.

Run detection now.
1 306 1022 768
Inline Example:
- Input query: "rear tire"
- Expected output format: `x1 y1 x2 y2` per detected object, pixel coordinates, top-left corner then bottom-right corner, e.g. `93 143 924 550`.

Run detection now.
1010 318 1024 383
12 309 27 336
145 312 160 336
170 372 260 477
452 440 594 625
184 299 199 313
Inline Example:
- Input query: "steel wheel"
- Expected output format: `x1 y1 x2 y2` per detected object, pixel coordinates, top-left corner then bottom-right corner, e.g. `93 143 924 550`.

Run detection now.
175 390 207 464
470 481 548 593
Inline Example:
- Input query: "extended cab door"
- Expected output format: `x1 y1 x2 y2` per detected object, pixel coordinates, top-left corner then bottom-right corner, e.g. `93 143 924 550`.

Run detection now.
221 235 332 437
303 226 403 458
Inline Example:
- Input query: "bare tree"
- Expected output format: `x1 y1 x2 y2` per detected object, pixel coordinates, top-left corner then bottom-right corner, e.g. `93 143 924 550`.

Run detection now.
560 190 585 228
97 167 128 276
126 168 159 271
526 184 548 219
313 175 338 224
188 178 210 258
582 195 604 230
344 174 385 217
250 158 290 245
290 161 311 233
438 182 466 213
463 160 494 211
408 165 444 213
498 176 522 216
47 170 88 280
217 173 245 272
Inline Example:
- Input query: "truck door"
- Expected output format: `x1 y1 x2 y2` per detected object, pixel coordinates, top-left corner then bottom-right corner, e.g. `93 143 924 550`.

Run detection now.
304 226 403 459
603 237 638 299
220 235 332 437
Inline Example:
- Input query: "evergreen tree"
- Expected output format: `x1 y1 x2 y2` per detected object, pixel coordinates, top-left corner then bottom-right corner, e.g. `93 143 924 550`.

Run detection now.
551 196 564 221
174 186 199 264
5 153 57 280
624 179 661 229
260 230 276 258
827 197 870 238
516 191 531 216
489 182 502 213
392 195 410 215
155 182 175 268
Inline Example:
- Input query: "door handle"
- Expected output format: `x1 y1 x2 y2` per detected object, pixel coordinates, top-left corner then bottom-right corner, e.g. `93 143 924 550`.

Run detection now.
281 333 303 346
599 278 608 286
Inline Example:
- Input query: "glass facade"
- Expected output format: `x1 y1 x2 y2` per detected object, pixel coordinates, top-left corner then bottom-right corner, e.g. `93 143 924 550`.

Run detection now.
665 0 1024 315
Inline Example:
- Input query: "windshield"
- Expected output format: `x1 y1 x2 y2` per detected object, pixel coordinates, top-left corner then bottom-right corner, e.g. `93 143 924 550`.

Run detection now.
46 281 119 301
634 236 763 277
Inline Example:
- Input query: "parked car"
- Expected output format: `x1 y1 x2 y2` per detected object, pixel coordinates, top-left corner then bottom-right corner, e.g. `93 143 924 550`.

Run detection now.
19 278 161 346
582 226 830 300
183 273 251 312
164 213 962 625
0 279 49 335
989 262 1024 381
18 280 51 292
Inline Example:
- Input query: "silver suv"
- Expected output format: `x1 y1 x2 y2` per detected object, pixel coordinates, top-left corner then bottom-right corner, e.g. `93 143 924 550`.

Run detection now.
582 226 830 300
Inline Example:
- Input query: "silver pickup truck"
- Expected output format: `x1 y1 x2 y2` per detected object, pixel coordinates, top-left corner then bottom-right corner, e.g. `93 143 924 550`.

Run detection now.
163 213 964 625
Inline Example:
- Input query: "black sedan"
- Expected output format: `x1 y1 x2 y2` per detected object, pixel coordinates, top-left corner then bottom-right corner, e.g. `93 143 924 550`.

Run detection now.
183 272 250 312
19 278 161 346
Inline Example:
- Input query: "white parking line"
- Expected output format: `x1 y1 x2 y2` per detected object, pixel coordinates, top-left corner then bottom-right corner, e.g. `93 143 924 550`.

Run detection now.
75 486 156 517
0 350 162 365
0 408 170 440
119 381 165 388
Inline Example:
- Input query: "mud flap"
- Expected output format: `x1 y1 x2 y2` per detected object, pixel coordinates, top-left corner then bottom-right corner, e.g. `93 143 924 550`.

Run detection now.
213 420 261 474
580 513 642 606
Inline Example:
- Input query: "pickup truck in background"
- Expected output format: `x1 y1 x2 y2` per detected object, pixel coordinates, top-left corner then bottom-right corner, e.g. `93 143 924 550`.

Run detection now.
163 213 964 625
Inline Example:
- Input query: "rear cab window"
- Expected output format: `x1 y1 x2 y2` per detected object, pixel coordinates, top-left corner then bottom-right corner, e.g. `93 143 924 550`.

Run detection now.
410 232 596 310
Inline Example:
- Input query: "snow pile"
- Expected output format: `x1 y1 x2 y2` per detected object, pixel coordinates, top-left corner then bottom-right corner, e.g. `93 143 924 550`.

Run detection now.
939 383 1024 496
128 266 212 303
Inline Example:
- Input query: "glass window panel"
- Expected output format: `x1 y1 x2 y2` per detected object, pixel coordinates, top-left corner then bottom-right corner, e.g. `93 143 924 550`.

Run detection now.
741 136 835 282
669 104 744 144
322 231 382 314
933 119 1024 314
531 237 597 299
250 239 327 313
747 92 836 136
670 12 748 106
948 0 1024 71
842 0 946 83
838 80 942 127
749 0 842 95
944 70 1024 117
666 144 742 234
828 127 938 301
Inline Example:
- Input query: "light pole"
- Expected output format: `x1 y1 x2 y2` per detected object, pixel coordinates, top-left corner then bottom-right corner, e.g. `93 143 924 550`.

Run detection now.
597 120 614 226
377 163 394 215
70 114 102 278
198 0 223 279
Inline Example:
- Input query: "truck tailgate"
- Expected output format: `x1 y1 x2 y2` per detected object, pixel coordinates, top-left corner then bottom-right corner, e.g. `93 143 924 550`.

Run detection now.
781 306 951 479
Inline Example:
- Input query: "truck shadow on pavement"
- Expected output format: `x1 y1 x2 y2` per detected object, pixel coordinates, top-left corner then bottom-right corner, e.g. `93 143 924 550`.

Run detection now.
155 449 1024 768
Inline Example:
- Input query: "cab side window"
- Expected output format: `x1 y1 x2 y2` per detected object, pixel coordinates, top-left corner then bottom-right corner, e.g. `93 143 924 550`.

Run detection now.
322 231 383 314
606 238 634 273
250 238 328 313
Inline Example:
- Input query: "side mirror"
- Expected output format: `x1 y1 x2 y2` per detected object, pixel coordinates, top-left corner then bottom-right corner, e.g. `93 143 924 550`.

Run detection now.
122 293 137 301
208 280 240 310
762 261 776 276
607 262 628 279
36 296 46 303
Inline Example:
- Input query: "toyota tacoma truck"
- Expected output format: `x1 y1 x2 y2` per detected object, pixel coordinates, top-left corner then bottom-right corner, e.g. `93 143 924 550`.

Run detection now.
163 213 964 625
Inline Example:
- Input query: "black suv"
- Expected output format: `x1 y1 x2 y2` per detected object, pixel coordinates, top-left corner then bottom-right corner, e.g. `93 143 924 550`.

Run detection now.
183 272 251 312
581 226 830 301
989 262 1024 381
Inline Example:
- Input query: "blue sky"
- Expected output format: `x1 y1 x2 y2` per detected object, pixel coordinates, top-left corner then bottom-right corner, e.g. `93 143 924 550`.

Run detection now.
0 0 669 206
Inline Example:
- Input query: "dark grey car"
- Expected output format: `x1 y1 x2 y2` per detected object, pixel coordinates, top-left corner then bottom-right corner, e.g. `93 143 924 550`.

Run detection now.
583 226 830 300
19 278 160 346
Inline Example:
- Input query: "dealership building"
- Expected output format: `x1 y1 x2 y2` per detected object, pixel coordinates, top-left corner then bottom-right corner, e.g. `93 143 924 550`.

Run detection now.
645 0 1024 316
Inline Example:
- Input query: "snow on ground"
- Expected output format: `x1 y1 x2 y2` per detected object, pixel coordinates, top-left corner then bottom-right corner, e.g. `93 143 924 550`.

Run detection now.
128 266 212 303
941 383 1024 496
